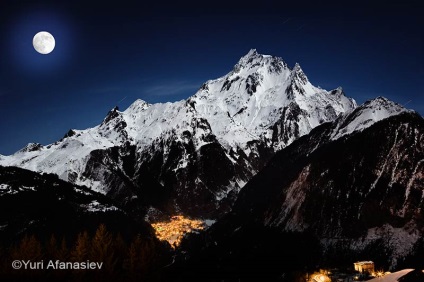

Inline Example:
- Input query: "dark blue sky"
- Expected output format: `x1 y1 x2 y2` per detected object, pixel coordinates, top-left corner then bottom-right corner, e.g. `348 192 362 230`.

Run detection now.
0 1 422 155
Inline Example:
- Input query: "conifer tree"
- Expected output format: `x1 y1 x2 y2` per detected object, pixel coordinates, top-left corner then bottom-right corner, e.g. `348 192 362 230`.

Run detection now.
9 235 44 280
57 237 69 261
69 231 91 280
46 234 58 259
140 236 157 275
114 233 127 276
71 231 90 262
11 235 43 261
128 234 143 280
91 224 113 261
44 235 69 281
115 233 127 259
90 224 117 278
128 234 142 270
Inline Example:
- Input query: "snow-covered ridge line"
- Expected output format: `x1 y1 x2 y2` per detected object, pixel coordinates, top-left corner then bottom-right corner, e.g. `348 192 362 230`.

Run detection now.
331 97 411 140
0 49 357 193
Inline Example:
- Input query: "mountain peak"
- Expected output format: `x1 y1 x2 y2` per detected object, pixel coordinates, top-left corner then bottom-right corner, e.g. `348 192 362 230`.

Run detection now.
245 48 258 57
235 49 262 67
361 96 408 114
125 99 150 113
291 62 305 76
287 62 309 91
231 49 288 77
102 106 121 125
132 98 149 105
293 62 301 70
331 97 410 140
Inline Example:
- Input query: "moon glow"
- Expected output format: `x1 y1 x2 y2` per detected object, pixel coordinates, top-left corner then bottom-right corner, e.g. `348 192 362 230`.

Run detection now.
33 31 55 54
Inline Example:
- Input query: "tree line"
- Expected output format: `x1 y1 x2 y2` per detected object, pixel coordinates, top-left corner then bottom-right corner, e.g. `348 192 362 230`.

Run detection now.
0 224 167 281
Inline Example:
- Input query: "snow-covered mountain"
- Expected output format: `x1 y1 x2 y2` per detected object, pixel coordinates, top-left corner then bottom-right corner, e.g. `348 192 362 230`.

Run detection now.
0 49 356 217
203 98 422 269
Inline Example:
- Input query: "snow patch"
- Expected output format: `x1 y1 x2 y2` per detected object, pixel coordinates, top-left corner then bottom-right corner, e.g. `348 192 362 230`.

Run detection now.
82 200 119 212
0 184 35 195
204 219 216 228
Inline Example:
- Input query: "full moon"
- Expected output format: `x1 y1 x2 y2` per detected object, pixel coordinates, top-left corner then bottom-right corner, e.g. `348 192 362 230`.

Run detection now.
33 31 55 54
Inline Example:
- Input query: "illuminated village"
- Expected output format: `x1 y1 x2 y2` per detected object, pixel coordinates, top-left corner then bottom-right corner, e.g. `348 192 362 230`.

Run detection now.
307 261 391 282
151 215 206 248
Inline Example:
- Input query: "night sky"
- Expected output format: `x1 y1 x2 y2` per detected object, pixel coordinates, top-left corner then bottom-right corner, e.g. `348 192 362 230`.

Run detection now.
0 1 422 155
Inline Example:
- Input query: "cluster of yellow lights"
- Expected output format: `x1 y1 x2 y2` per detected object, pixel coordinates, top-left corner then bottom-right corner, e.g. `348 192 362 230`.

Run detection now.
151 215 205 248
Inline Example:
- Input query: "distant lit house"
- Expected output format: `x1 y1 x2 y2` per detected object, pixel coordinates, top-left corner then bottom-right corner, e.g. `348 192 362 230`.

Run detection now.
354 261 374 273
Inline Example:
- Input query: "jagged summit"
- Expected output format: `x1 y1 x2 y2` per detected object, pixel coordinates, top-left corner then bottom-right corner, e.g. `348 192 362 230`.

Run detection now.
292 62 301 70
247 48 258 56
288 62 309 93
102 106 120 125
238 49 263 63
242 48 259 59
240 49 276 61
232 49 288 75
291 62 307 79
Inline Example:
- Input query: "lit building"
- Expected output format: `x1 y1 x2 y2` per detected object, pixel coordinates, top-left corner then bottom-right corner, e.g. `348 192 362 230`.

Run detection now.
354 261 374 274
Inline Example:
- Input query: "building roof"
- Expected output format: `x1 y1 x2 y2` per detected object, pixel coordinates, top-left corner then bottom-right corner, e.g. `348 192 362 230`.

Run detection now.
354 261 374 265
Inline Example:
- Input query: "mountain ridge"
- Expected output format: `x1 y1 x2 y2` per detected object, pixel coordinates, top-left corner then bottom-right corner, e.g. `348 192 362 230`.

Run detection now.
1 50 411 220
